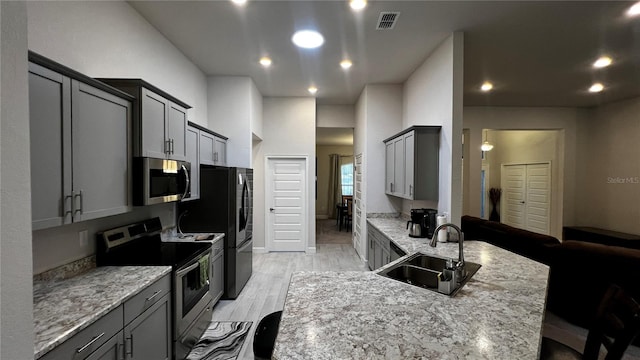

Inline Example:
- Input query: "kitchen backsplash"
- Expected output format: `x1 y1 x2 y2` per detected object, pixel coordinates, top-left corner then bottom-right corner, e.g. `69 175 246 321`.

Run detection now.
33 255 95 282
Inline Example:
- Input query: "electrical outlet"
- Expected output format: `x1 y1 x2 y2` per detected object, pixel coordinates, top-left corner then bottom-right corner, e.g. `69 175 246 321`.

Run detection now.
79 230 89 248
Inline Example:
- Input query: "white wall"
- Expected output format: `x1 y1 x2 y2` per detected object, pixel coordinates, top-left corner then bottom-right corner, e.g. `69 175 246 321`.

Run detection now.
27 1 208 127
484 130 563 238
463 106 585 232
316 146 354 217
402 33 464 224
253 98 316 252
317 104 355 128
26 1 208 272
1 2 34 358
575 97 640 234
207 76 261 168
363 85 404 214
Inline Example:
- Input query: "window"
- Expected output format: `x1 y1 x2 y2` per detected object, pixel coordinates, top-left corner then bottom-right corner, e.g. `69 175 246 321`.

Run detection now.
341 163 353 196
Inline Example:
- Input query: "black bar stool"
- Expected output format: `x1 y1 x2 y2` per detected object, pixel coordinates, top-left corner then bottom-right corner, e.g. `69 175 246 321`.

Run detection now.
253 311 283 360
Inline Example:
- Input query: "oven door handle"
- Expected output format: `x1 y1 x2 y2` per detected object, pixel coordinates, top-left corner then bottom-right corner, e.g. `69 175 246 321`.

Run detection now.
181 164 190 200
176 261 199 278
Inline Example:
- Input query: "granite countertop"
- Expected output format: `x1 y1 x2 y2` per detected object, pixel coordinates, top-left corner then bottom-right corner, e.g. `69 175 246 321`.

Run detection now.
272 217 550 360
164 232 225 244
33 266 171 359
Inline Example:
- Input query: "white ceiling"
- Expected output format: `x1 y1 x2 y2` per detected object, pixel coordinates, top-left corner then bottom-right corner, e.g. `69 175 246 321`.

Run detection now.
130 1 640 108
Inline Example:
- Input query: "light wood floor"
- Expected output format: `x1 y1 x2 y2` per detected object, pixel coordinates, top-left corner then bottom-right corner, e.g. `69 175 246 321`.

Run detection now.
209 226 368 360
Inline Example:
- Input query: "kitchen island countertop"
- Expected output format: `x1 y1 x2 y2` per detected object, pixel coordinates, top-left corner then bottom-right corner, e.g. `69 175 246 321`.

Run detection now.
33 265 171 359
272 217 549 359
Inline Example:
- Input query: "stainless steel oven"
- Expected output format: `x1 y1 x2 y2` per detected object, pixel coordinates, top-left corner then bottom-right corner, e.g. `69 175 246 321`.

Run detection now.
133 157 191 206
96 218 213 360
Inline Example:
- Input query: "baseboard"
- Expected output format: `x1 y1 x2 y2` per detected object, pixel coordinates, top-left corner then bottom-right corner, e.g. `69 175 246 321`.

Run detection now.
252 247 268 254
316 215 329 220
306 247 317 254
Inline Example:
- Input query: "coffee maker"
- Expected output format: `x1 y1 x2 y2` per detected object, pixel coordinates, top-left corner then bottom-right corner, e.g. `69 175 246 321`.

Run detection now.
407 208 438 238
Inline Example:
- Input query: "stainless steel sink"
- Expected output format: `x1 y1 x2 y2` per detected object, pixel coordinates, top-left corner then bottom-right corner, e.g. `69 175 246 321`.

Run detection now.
378 253 481 296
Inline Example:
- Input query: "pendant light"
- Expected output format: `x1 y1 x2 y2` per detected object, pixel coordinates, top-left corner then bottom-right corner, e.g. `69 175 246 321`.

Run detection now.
481 130 494 152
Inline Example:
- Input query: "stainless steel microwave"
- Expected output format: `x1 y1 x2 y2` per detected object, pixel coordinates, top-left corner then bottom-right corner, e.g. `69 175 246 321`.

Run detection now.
133 157 191 205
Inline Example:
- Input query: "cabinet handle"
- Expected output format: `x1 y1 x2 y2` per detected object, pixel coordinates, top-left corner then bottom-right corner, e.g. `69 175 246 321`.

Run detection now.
409 185 413 195
214 152 218 162
164 139 171 154
76 332 105 353
126 335 134 356
74 190 83 214
171 138 175 154
145 290 162 302
63 194 73 216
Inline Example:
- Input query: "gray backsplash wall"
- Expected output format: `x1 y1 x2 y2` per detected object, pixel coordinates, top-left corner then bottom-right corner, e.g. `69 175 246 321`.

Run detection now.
32 203 176 274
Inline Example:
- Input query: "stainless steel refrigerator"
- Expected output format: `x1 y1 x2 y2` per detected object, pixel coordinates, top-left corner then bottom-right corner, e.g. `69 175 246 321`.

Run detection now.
178 166 253 299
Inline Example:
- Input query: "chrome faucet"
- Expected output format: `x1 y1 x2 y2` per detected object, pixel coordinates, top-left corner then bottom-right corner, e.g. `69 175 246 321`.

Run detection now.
429 223 465 269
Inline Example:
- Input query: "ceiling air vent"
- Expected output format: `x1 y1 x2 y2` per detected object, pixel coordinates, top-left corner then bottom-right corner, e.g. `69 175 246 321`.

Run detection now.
376 12 400 30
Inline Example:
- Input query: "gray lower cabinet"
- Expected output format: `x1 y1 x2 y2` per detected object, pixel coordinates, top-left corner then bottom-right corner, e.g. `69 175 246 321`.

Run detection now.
29 56 132 231
211 238 225 303
383 126 440 201
367 224 391 270
40 274 171 360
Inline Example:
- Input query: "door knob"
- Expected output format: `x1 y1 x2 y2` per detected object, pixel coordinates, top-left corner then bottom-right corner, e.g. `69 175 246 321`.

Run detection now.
520 201 525 204
270 208 275 212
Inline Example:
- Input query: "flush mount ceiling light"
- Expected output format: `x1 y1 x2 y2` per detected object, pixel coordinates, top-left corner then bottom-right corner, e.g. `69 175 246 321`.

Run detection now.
627 2 640 16
292 30 324 49
231 0 247 5
589 83 604 93
480 82 493 92
481 131 494 152
350 0 367 11
308 86 318 95
340 59 353 69
593 56 612 68
259 57 272 68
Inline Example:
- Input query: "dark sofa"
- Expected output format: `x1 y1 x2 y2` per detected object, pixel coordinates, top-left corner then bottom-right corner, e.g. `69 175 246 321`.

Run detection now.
461 215 640 341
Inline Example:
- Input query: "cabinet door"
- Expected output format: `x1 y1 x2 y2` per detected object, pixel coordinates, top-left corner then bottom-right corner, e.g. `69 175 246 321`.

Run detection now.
141 88 169 159
385 142 394 194
403 131 415 199
199 131 216 165
367 229 375 270
72 81 132 222
167 103 187 161
393 137 404 196
374 241 383 270
86 332 124 360
212 253 224 302
214 137 226 165
124 294 171 360
382 248 391 267
184 127 200 201
28 63 72 230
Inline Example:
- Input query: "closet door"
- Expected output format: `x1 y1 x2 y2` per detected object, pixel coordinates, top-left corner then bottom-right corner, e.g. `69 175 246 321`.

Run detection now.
502 163 551 235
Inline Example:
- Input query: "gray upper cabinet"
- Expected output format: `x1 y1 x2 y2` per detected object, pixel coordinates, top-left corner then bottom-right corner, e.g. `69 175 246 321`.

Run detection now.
29 54 133 231
98 79 191 162
383 126 440 201
184 126 200 201
199 130 227 166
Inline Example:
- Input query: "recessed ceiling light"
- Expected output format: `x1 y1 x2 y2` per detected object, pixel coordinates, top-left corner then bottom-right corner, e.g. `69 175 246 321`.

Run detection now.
308 86 318 94
350 0 367 10
593 56 612 68
589 83 604 93
340 59 353 69
292 30 324 49
627 2 640 16
231 0 247 5
480 82 493 92
259 57 272 68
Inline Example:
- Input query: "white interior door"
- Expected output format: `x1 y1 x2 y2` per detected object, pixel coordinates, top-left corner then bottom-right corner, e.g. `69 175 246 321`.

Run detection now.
502 163 551 235
353 154 363 257
266 158 307 252
503 165 526 228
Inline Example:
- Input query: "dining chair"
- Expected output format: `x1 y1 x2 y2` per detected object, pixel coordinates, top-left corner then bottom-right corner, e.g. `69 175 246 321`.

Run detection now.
344 198 353 231
540 284 640 360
